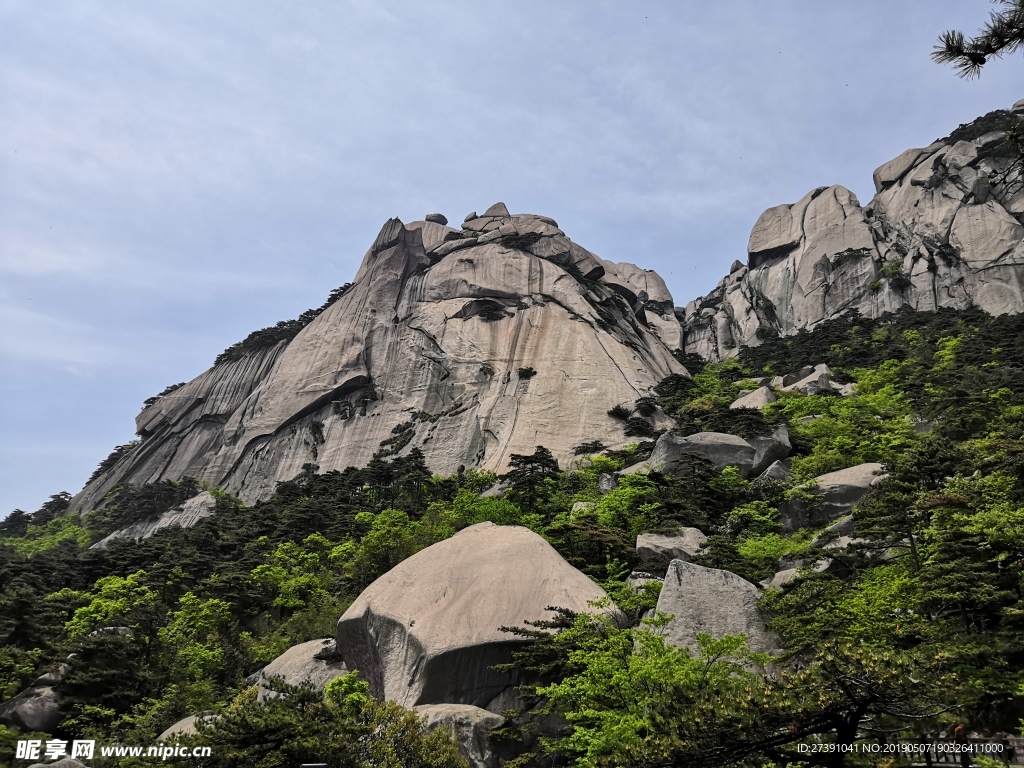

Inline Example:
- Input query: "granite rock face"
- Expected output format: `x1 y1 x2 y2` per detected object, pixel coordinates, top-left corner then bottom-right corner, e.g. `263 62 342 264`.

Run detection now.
72 206 686 511
335 522 617 711
779 462 888 531
91 491 217 548
747 425 792 475
647 431 757 478
636 527 708 571
413 703 505 768
0 683 62 733
684 104 1024 360
656 560 780 653
729 386 776 410
257 638 348 702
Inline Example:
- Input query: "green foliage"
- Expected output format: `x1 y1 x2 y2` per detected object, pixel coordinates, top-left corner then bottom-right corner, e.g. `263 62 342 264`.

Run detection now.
86 441 139 484
169 674 467 768
0 513 92 555
214 283 353 366
142 381 187 410
606 404 631 420
535 614 759 768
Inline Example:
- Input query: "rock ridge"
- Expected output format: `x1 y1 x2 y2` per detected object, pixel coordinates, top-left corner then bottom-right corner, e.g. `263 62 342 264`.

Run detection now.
72 205 686 511
684 102 1024 360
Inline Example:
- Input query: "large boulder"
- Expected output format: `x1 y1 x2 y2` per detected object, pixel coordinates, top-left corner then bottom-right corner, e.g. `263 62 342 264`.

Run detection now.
636 527 707 571
648 432 757 478
746 425 792 475
0 685 61 733
91 491 217 549
336 522 616 711
414 703 505 768
257 638 348 702
756 460 791 482
779 462 888 531
157 712 218 741
656 560 780 654
729 386 776 410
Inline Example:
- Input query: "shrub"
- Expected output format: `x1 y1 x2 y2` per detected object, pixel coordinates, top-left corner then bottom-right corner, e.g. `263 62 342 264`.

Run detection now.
607 404 632 420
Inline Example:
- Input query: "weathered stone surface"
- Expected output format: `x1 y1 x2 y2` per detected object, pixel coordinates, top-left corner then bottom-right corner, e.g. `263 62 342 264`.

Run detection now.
92 491 217 549
729 386 776 410
747 425 791 475
0 684 61 733
657 560 780 653
425 213 448 225
414 703 504 768
636 527 707 570
762 567 799 592
810 515 855 546
257 638 348 702
780 364 842 396
598 473 617 493
779 462 887 531
873 147 923 193
685 103 1024 361
336 522 617 711
157 713 218 741
649 431 757 478
72 212 686 512
757 460 791 482
158 715 200 740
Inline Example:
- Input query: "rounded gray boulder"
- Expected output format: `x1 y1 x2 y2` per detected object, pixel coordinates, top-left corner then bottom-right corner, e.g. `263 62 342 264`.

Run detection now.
336 522 616 711
648 431 757 478
656 560 781 654
779 462 887 531
414 703 505 768
636 527 707 571
257 638 348 702
0 684 61 733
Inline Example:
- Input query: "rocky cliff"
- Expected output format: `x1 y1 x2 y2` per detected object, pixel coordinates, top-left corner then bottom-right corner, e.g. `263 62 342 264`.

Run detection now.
71 203 685 511
683 99 1024 359
70 102 1024 511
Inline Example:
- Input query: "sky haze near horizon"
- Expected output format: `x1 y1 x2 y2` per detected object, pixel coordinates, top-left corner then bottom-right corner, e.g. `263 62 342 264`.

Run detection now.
1 0 1022 516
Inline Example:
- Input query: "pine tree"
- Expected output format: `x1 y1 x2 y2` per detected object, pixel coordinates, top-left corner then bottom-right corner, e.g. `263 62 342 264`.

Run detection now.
932 1 1024 78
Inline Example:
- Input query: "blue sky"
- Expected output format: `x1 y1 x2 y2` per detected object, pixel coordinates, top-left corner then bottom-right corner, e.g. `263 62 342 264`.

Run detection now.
1 0 1021 516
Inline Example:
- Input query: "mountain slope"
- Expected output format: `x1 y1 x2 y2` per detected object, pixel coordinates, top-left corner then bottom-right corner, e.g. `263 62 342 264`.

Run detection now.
71 206 685 511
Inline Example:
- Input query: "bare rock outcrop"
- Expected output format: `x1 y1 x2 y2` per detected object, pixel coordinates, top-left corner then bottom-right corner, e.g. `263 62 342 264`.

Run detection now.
335 522 617 711
91 491 217 549
684 102 1024 360
414 704 505 768
256 638 347 702
0 664 68 733
636 527 707 571
72 206 686 511
647 431 758 478
656 560 780 654
0 685 61 734
779 462 888 531
729 386 776 410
